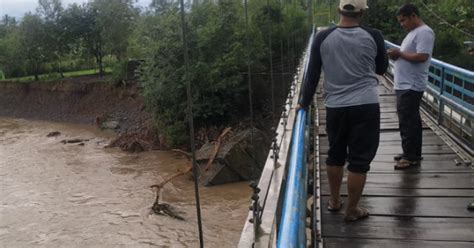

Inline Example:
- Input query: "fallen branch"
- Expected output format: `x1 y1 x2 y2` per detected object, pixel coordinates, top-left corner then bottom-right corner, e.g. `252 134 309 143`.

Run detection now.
171 149 191 161
203 127 232 172
150 128 231 219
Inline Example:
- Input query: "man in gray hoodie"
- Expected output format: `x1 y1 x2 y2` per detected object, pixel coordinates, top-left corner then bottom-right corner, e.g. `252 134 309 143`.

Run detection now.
298 0 388 222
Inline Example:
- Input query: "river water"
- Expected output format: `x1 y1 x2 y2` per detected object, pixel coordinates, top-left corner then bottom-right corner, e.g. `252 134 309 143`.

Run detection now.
0 118 251 247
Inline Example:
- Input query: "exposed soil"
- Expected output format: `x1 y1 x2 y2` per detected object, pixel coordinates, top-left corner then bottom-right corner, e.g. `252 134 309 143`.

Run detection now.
0 73 284 156
0 75 160 151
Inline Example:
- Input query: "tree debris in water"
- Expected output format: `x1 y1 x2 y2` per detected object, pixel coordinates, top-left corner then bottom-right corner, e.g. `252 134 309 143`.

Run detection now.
46 131 61 137
149 128 231 219
60 138 89 144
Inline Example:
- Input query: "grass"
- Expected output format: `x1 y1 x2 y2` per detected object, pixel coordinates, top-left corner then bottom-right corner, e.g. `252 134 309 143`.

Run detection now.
0 68 112 83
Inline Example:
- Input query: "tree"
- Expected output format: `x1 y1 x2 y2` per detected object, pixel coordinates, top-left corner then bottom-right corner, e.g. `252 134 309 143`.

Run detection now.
91 0 137 62
0 16 23 78
37 0 63 21
139 0 311 146
150 0 177 14
18 13 48 80
37 0 67 77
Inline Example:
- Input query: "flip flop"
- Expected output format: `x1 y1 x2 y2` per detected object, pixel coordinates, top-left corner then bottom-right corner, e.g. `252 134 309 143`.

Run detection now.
327 199 344 212
344 207 369 222
394 154 424 161
467 203 474 211
394 159 421 170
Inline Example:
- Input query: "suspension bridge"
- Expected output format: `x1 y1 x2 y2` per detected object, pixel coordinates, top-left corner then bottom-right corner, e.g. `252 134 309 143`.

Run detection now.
237 27 473 247
162 1 474 247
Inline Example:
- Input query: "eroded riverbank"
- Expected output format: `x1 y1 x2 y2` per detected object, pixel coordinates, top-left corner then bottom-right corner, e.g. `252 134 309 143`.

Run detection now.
0 118 250 247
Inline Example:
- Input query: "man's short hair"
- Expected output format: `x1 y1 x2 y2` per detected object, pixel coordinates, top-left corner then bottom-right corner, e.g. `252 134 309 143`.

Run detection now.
339 9 363 18
396 3 420 17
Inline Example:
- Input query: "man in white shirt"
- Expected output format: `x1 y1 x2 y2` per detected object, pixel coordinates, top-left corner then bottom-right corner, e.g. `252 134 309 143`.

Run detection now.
387 3 435 170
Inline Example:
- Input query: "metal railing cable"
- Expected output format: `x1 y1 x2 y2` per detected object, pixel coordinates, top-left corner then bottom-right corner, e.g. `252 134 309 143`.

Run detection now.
276 27 315 248
238 30 314 247
244 0 256 165
268 0 276 125
179 0 204 246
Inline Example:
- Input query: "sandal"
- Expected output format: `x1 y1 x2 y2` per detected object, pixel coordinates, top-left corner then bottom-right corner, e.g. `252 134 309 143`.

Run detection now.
394 159 421 170
394 154 423 161
344 207 369 222
327 199 344 212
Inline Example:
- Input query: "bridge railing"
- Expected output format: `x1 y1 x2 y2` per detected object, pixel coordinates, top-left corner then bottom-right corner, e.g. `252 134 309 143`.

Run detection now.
385 41 474 153
238 28 315 248
239 33 473 248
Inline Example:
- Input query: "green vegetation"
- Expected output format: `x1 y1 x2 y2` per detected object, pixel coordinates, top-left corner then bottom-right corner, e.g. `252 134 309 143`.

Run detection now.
1 0 471 147
0 0 137 80
1 68 112 82
313 0 473 70
0 0 311 147
139 0 310 146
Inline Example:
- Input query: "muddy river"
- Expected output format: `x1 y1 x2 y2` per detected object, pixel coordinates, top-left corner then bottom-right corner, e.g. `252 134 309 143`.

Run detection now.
0 118 251 247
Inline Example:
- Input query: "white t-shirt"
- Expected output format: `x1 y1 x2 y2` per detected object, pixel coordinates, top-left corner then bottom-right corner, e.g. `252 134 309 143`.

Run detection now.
394 24 435 92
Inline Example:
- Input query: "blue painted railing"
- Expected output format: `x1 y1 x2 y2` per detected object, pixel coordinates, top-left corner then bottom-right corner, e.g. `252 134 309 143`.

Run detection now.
385 41 473 150
277 109 308 248
385 41 473 111
276 27 315 248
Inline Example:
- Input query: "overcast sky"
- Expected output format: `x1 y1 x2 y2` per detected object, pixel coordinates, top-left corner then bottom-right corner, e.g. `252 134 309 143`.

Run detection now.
0 0 153 19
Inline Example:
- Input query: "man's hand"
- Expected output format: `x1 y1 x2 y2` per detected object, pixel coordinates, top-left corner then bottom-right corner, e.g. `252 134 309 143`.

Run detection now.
296 104 307 113
387 48 401 60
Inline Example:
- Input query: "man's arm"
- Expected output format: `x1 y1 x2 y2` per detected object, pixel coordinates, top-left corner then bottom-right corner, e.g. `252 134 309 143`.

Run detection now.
373 29 389 75
361 26 388 75
299 28 335 108
388 29 434 63
387 48 429 63
299 37 322 109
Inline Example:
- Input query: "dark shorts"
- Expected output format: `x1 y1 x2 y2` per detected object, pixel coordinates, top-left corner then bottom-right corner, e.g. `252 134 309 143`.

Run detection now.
325 103 380 173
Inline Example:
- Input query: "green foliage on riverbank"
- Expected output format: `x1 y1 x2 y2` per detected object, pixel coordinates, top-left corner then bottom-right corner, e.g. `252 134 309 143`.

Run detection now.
0 0 310 147
313 0 473 69
0 68 112 82
2 0 471 147
0 0 137 80
139 0 310 146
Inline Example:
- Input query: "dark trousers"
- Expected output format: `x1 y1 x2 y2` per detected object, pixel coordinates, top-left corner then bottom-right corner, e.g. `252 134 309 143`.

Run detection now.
326 104 380 173
396 90 424 160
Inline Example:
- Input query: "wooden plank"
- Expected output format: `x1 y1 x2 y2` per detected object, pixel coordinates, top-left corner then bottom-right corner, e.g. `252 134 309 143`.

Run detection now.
372 153 461 162
316 82 474 247
324 238 474 248
379 130 443 141
319 135 450 146
321 186 474 197
317 158 471 173
320 173 474 189
321 196 474 217
318 145 456 154
322 215 474 242
318 153 461 162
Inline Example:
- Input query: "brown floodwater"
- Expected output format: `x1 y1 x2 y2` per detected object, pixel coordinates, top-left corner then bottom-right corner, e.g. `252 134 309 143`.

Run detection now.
0 118 251 247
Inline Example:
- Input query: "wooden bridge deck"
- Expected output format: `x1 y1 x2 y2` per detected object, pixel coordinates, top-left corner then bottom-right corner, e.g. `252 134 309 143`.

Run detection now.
315 78 474 248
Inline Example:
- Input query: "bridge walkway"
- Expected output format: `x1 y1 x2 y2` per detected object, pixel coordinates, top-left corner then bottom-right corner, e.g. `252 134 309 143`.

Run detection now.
316 77 474 248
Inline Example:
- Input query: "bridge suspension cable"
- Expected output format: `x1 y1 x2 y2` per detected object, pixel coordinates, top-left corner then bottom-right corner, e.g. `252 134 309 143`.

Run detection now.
179 0 204 246
420 0 473 37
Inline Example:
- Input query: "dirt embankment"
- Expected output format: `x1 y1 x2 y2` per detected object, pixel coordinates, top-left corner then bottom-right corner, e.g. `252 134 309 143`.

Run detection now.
0 76 161 151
